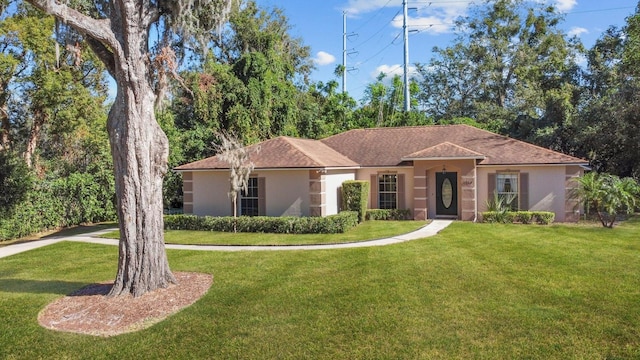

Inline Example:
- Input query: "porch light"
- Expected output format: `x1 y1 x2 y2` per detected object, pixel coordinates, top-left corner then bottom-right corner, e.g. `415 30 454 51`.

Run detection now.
442 165 447 174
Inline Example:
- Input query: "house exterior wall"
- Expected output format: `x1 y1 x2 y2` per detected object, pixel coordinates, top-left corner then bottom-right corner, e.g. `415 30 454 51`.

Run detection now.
324 170 356 215
356 167 414 214
185 170 311 217
190 171 233 216
261 170 310 217
477 165 579 222
413 160 477 221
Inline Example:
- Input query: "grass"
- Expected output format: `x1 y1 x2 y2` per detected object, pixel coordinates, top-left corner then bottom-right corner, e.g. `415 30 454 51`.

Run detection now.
2 218 640 359
100 220 428 245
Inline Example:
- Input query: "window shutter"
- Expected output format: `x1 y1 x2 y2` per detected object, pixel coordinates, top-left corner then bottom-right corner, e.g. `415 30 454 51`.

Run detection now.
519 173 529 210
258 177 266 216
370 174 378 209
397 174 405 209
488 173 496 198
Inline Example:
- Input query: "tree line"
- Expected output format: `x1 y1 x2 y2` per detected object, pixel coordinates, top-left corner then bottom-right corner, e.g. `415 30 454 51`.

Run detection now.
1 0 639 239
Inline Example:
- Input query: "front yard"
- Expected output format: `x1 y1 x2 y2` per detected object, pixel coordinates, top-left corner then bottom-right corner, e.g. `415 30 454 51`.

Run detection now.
1 218 639 359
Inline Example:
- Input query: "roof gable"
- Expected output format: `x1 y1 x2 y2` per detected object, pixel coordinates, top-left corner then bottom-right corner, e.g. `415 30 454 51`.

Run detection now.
402 142 485 160
175 136 358 171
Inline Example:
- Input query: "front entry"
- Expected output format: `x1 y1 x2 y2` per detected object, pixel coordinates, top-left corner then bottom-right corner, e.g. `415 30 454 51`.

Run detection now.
436 172 458 217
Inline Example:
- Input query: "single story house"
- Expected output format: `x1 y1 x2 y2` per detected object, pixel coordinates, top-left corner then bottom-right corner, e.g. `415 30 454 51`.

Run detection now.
174 125 589 222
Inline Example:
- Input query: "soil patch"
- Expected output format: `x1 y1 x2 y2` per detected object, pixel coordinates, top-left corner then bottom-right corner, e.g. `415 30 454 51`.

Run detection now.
38 272 212 337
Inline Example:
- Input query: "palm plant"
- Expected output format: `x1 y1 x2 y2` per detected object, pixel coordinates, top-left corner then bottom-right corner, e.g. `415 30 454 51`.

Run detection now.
574 172 639 228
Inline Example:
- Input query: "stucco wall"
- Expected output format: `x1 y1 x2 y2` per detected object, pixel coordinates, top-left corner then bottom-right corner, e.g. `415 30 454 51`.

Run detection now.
191 171 232 216
324 170 356 215
189 170 311 217
477 165 569 222
262 170 310 216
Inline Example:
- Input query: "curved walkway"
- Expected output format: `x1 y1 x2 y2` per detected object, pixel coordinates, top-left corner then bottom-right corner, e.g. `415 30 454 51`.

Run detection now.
0 220 452 258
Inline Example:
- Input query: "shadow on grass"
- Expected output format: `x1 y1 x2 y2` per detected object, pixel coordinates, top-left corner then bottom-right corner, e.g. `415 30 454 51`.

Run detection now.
0 223 117 248
0 278 97 296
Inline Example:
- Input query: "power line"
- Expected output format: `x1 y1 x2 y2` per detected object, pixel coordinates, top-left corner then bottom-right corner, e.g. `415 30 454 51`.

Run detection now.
350 0 395 33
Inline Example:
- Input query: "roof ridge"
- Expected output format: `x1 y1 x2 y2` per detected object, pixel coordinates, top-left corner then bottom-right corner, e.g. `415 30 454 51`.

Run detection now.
283 137 327 167
435 141 485 156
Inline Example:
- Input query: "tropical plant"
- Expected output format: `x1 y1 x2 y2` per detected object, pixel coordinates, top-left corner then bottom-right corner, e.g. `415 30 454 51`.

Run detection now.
574 172 639 228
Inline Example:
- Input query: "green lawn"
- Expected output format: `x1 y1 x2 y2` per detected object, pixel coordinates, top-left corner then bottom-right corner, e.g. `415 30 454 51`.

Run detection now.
2 219 640 359
100 220 428 245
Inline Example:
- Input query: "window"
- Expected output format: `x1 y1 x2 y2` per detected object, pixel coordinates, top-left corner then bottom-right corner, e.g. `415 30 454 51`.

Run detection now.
240 177 259 216
497 173 518 210
378 174 397 209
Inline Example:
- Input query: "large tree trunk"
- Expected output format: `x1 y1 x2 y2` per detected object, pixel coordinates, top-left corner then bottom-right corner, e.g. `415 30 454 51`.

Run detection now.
107 67 176 298
104 9 175 298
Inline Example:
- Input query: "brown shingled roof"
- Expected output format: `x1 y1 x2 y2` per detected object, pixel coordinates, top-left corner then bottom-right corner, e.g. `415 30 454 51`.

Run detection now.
402 142 486 160
174 136 359 170
176 125 588 171
320 125 587 166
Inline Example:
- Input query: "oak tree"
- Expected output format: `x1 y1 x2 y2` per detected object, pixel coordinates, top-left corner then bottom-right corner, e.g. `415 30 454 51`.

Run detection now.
23 0 232 297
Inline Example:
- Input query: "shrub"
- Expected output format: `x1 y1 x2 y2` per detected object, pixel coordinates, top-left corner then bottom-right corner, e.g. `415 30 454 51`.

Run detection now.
514 211 533 224
533 212 555 225
365 209 412 220
341 181 370 223
481 211 555 225
164 211 359 234
0 172 117 241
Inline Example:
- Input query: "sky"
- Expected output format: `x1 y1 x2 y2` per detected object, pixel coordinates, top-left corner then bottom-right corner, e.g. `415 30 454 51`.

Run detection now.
254 0 638 102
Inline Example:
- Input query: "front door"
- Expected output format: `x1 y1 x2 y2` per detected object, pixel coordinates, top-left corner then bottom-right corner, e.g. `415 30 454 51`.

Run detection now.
436 172 458 217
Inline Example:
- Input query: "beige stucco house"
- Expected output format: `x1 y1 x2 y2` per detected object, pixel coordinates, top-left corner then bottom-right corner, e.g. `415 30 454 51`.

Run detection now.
175 125 589 222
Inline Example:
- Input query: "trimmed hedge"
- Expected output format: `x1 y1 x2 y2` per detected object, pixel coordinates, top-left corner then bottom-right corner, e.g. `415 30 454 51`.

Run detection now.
365 209 412 220
164 211 359 234
341 181 370 223
481 211 555 225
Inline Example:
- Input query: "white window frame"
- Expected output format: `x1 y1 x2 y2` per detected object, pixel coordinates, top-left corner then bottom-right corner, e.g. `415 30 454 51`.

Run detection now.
496 172 519 210
240 177 259 216
378 174 398 210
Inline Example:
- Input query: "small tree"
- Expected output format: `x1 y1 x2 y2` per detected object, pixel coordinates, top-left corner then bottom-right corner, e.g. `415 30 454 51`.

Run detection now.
214 131 254 231
574 172 639 228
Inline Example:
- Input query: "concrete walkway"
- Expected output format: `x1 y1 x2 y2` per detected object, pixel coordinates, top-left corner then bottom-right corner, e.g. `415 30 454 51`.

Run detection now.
0 220 452 259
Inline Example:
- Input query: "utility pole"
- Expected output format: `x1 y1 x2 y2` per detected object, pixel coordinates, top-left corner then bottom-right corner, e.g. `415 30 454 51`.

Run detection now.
343 11 347 93
403 0 410 111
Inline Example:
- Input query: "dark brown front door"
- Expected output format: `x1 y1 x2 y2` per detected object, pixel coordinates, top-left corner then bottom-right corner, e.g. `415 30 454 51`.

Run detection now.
436 172 457 217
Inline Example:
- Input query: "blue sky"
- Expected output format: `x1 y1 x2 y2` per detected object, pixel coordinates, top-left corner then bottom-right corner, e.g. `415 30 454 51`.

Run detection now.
255 0 637 102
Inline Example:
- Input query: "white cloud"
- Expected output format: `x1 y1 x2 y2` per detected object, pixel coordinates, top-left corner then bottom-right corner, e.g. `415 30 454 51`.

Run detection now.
568 26 588 37
343 0 396 16
314 51 336 66
554 0 577 12
345 0 467 35
391 1 469 35
371 64 417 80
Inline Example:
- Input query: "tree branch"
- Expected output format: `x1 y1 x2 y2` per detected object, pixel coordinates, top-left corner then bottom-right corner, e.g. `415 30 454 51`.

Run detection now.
86 38 116 77
27 0 123 64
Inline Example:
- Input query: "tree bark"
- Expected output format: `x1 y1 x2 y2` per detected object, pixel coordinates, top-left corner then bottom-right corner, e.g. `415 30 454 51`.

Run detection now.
105 11 175 298
0 81 12 151
24 109 46 168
